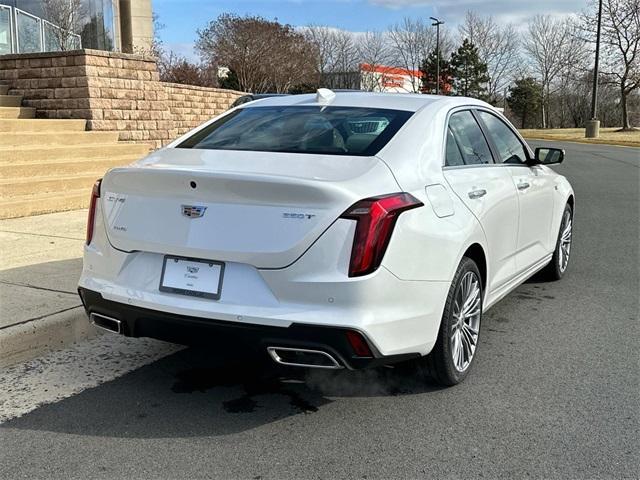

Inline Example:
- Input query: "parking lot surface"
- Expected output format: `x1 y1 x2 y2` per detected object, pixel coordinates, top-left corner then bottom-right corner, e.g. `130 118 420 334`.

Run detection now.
0 141 638 479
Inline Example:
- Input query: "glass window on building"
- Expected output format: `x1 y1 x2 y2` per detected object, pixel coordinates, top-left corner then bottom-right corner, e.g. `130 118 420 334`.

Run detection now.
80 0 116 51
0 5 12 55
0 0 118 53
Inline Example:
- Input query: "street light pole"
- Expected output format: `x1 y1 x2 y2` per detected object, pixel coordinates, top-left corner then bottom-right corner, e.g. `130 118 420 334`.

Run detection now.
430 17 444 95
586 0 603 138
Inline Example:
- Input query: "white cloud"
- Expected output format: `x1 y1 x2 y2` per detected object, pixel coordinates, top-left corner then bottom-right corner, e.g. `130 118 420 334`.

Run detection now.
369 0 585 25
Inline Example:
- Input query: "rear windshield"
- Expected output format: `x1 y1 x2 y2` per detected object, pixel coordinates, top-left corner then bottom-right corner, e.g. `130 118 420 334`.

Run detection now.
177 106 413 156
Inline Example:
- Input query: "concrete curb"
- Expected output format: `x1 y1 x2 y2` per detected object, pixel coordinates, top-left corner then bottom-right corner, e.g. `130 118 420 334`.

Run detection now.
0 306 100 368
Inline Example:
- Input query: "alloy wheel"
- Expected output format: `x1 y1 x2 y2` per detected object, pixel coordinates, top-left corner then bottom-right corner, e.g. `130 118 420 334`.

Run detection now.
558 211 572 273
450 271 481 373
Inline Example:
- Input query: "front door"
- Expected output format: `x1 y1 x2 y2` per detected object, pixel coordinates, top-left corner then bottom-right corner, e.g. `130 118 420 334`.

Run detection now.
475 110 555 272
442 110 520 294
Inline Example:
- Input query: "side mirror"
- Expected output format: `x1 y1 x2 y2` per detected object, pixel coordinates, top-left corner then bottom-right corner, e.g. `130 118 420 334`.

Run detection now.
534 147 565 165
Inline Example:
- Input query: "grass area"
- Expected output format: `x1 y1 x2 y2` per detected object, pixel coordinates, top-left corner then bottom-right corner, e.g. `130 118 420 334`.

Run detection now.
520 128 640 147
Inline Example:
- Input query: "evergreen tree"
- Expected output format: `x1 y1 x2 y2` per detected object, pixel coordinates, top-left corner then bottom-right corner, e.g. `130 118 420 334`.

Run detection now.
449 39 490 99
507 77 543 129
420 50 452 95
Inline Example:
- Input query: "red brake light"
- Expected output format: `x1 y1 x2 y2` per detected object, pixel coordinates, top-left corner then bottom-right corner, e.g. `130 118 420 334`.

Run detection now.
340 193 423 277
86 179 102 245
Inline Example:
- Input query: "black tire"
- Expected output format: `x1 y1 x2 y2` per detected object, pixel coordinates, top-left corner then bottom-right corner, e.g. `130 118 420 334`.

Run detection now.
540 203 573 281
422 257 483 386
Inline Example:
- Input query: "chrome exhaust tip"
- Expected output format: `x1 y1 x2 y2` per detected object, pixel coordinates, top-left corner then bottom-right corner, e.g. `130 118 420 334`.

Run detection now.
267 346 342 369
90 313 122 334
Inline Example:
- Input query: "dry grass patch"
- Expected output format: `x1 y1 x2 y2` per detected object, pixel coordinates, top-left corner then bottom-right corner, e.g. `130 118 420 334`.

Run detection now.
520 128 640 147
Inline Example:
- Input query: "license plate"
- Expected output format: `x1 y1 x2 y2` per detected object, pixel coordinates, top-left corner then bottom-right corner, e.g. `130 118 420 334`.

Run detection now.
159 256 224 300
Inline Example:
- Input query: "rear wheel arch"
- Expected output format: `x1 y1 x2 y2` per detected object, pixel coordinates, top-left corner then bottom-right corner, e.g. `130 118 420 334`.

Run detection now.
462 243 487 291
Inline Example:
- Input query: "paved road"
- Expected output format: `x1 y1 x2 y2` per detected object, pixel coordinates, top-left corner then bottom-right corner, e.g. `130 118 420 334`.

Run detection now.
1 141 638 479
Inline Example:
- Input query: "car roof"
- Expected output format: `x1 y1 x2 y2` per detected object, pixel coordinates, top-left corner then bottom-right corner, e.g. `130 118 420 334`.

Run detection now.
243 91 490 113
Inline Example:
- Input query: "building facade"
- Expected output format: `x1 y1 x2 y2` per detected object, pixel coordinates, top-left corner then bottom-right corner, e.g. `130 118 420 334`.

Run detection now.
0 0 152 55
360 64 423 93
323 64 424 93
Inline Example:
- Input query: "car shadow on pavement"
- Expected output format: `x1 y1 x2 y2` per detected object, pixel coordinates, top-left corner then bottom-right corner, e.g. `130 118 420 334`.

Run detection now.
2 344 443 439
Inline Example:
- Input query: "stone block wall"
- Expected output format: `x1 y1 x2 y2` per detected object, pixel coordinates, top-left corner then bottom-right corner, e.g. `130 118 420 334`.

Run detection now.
0 50 243 148
164 83 242 137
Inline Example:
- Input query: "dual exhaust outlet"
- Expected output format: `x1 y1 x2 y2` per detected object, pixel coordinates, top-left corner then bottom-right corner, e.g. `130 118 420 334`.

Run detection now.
90 313 343 369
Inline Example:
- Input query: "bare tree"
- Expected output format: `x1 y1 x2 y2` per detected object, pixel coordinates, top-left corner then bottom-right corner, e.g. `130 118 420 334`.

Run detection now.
268 27 317 93
42 0 83 51
304 26 361 89
458 12 520 103
358 31 391 91
332 29 360 75
304 25 341 85
196 14 316 93
583 0 640 130
555 19 591 127
388 18 439 93
523 15 575 128
157 51 218 87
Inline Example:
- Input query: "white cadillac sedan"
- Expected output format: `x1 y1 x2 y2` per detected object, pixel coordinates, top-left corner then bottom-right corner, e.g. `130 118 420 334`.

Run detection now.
78 90 574 385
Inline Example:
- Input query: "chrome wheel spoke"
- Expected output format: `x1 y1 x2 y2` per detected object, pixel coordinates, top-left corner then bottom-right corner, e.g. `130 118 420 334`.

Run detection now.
465 308 480 319
462 286 479 313
460 327 473 353
460 332 471 363
463 323 478 339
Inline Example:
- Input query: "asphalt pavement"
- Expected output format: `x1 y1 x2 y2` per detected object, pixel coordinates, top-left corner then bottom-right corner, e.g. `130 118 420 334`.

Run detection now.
0 141 638 479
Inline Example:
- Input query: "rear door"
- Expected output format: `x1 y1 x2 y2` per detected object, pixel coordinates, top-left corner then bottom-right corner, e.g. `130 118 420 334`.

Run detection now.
475 110 555 272
442 110 519 294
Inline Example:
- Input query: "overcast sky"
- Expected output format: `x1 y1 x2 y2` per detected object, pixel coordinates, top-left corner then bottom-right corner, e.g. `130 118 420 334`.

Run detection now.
154 0 587 61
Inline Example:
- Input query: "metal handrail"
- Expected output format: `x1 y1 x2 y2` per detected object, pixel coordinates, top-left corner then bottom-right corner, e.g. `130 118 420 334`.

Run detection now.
0 3 81 54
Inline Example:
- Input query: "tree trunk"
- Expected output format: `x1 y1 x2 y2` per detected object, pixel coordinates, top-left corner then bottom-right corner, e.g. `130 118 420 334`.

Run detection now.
545 84 551 129
621 87 631 130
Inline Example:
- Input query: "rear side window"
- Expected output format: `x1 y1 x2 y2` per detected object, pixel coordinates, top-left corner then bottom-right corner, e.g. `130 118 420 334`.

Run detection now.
477 111 528 164
447 111 493 165
178 106 413 156
445 127 465 167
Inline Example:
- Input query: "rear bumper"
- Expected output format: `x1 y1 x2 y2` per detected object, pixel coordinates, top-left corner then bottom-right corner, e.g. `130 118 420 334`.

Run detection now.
78 287 420 370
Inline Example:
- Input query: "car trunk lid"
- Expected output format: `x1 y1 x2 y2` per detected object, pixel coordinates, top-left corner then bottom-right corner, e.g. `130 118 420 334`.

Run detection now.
100 148 400 268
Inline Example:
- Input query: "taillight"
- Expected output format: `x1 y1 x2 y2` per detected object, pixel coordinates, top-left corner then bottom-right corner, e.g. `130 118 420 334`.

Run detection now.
340 193 423 277
86 179 102 245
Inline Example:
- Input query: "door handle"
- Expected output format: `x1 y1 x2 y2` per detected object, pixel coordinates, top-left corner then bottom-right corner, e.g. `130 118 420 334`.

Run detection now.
468 189 487 199
517 182 531 191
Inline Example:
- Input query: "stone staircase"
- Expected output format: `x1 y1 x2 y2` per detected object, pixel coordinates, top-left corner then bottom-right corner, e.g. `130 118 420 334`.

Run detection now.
0 84 151 219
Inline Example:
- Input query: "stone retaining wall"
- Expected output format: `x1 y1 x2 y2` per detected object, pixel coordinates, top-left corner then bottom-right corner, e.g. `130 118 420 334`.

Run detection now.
164 83 240 137
0 49 243 148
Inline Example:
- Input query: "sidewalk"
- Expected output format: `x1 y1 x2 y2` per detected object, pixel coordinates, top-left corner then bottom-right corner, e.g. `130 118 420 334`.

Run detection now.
0 211 181 420
0 210 96 367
